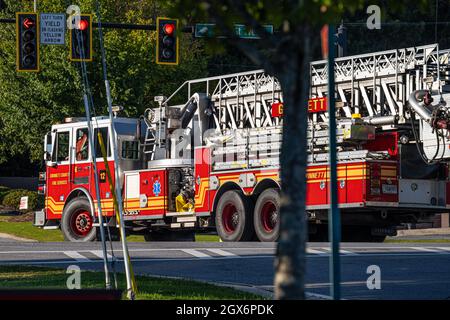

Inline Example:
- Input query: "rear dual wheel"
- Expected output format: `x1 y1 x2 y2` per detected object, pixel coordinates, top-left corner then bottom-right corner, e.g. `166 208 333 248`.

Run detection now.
215 190 255 242
253 189 280 242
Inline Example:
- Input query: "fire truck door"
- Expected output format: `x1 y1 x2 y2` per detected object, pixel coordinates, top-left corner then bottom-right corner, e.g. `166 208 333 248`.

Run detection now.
72 127 91 186
46 129 72 215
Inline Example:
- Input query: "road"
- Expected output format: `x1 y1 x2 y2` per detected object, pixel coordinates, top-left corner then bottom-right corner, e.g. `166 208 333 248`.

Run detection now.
0 241 449 300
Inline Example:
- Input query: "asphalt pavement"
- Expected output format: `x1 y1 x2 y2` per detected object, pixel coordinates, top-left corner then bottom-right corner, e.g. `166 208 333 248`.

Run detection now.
0 241 449 299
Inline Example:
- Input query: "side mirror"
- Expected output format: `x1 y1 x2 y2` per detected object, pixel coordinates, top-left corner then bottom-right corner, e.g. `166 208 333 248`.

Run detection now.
47 161 57 168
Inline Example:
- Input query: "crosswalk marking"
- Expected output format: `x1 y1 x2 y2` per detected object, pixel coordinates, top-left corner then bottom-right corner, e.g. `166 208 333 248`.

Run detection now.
206 249 237 257
63 251 91 262
316 248 359 256
307 248 328 255
90 250 115 260
410 247 440 253
181 249 212 258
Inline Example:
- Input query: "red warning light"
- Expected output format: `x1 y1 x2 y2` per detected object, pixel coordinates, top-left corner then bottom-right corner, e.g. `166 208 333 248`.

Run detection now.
163 23 174 35
23 18 35 29
78 19 89 31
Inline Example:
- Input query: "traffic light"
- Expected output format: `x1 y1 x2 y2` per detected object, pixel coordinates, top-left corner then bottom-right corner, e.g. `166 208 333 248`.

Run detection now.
16 12 40 72
156 17 179 65
70 14 93 62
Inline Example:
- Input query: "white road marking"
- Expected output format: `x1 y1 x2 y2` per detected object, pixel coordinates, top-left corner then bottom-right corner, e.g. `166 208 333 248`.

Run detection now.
63 251 91 262
206 249 237 257
90 250 114 260
321 248 359 256
436 247 450 252
307 248 328 255
410 247 440 253
181 249 212 259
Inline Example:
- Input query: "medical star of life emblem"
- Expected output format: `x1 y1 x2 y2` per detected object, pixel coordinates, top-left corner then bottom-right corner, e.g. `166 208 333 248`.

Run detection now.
153 180 161 196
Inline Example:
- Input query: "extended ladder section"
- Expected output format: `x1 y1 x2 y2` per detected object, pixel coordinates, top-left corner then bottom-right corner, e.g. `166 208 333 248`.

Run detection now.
163 43 450 171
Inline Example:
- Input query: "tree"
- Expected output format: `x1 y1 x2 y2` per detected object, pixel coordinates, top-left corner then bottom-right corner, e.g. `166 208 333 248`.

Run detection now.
0 0 208 169
170 0 428 299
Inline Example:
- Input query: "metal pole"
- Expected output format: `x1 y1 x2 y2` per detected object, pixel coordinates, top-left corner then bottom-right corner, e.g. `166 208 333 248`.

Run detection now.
33 0 37 12
95 1 134 299
82 93 111 289
327 24 341 300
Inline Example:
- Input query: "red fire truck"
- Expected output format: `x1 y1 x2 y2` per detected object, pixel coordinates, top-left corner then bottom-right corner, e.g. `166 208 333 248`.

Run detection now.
35 43 450 242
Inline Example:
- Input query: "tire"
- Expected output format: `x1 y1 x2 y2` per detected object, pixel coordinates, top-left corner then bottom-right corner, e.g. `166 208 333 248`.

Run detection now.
61 197 96 242
253 189 280 242
215 190 254 242
144 230 195 241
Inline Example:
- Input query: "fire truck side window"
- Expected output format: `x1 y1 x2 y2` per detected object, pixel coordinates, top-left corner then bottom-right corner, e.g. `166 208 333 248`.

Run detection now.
53 131 70 162
94 127 111 159
75 128 89 161
122 141 139 160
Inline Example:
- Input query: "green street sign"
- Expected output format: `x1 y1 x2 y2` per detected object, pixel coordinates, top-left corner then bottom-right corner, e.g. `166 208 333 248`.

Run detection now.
234 24 273 39
194 23 216 38
194 23 273 39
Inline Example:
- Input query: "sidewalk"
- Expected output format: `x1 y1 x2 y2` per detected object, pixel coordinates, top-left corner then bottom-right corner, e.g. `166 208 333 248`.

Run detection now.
395 228 450 237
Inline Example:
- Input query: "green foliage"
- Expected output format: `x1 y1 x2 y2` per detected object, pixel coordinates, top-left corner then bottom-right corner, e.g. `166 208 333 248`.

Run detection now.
0 186 10 203
0 0 208 165
2 189 44 210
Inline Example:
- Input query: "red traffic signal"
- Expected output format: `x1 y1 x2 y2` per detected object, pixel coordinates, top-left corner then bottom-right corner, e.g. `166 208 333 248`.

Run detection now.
23 18 35 29
70 14 93 62
163 23 174 35
156 17 179 65
78 19 89 31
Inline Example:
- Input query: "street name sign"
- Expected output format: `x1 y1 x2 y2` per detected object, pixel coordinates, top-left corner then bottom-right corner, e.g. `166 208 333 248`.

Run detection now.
195 23 273 39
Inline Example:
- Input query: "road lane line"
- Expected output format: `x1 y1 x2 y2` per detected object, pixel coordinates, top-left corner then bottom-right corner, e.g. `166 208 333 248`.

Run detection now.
206 249 237 257
90 250 114 260
181 249 212 259
63 251 91 262
436 247 450 252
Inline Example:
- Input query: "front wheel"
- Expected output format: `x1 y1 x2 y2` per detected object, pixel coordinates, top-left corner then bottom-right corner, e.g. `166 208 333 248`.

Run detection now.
215 190 254 242
253 189 280 242
61 197 96 242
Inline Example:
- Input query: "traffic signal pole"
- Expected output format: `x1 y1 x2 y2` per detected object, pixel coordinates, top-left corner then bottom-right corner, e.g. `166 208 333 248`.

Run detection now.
327 24 342 300
95 0 135 299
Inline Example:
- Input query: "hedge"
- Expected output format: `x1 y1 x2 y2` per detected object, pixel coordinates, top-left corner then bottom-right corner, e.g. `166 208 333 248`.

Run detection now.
1 189 44 211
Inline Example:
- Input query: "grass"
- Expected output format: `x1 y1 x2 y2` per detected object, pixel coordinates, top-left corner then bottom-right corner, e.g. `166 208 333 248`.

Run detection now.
0 265 262 300
0 219 221 242
0 221 64 242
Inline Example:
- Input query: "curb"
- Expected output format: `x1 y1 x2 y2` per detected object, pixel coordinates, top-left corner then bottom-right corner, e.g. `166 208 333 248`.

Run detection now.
0 232 37 242
140 272 331 300
395 228 450 237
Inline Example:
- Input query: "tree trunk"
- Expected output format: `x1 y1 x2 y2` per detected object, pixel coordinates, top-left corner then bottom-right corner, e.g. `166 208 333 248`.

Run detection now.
274 25 314 300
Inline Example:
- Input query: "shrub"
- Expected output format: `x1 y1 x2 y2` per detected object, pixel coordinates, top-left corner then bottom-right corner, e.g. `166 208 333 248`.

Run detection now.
2 189 44 211
0 186 10 203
